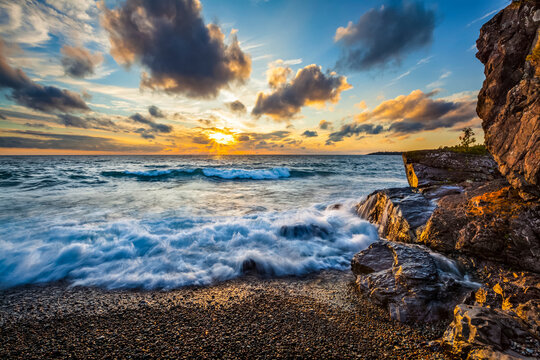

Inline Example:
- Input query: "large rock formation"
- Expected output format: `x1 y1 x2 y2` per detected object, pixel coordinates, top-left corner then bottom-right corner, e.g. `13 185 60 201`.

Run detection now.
351 240 478 323
352 2 540 357
476 0 540 200
403 150 500 188
442 304 539 359
418 178 540 273
355 188 436 243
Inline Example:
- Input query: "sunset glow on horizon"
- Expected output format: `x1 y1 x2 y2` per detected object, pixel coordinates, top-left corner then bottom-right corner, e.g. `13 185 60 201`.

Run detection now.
0 0 504 155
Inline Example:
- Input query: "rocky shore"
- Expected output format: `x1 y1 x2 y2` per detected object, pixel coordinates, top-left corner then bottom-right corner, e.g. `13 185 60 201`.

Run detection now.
0 2 538 359
0 271 450 359
352 2 540 359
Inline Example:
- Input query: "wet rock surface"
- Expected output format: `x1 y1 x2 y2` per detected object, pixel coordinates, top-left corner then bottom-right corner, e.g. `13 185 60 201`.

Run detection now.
0 271 451 359
476 0 540 200
356 188 436 243
351 240 478 323
402 150 500 189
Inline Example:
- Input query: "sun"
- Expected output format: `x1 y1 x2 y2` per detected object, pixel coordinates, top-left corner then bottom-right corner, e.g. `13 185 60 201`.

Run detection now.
207 131 236 145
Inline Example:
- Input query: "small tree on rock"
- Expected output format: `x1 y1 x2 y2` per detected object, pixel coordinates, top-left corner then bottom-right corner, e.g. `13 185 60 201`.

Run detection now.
459 127 476 148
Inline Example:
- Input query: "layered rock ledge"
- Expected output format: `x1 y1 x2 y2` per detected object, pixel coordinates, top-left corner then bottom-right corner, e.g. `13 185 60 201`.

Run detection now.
403 150 500 188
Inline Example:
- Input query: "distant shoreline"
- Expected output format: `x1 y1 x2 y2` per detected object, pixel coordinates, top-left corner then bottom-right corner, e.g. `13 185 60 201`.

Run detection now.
366 151 403 155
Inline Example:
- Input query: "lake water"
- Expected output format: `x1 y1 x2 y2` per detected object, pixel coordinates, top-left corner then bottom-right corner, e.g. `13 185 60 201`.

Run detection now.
0 155 407 289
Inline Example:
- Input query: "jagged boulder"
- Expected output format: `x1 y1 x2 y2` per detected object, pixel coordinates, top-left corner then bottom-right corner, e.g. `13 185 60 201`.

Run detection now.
355 188 436 243
402 150 500 188
418 179 540 273
442 304 540 359
351 240 478 323
476 0 540 200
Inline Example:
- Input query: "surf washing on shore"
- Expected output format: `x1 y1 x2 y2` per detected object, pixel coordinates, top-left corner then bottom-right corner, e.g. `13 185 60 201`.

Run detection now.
0 155 407 290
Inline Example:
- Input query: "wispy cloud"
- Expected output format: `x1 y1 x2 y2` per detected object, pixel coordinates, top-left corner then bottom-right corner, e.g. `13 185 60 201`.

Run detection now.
467 8 502 27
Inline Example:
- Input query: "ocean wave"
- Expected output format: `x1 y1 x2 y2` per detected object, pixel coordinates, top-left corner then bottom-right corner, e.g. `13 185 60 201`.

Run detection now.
0 202 378 289
101 167 326 181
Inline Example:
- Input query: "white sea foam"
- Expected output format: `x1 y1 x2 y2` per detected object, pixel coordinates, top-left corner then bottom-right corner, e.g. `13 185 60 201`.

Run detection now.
112 167 293 180
0 202 378 289
201 167 290 179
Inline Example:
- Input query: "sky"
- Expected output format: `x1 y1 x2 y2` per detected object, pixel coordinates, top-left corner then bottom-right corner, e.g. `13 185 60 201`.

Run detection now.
0 0 509 155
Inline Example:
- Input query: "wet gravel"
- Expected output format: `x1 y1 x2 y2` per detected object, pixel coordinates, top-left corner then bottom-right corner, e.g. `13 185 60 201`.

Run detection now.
0 271 450 359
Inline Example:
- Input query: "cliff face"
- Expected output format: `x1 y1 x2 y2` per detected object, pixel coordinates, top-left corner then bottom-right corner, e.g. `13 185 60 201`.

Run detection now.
352 2 540 357
476 0 540 200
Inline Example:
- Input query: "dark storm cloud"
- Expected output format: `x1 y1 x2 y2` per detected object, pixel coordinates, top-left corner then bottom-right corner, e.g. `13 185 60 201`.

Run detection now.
129 113 173 133
0 130 162 152
148 105 165 118
252 64 351 120
0 39 89 113
0 113 5 120
58 114 119 131
101 0 251 98
334 1 435 71
301 130 318 137
226 100 247 114
60 45 103 78
327 123 384 144
326 90 478 144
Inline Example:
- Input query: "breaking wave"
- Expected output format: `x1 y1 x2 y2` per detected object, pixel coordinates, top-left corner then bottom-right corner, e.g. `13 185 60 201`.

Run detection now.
101 167 330 181
0 202 378 290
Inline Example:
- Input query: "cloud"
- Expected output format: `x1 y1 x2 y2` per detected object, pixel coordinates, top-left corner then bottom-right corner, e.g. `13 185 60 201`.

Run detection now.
355 100 367 110
427 71 452 89
57 114 119 131
335 1 435 71
148 105 165 118
267 61 292 88
326 89 477 144
0 113 5 120
0 130 162 152
60 45 103 78
0 39 89 113
301 130 318 137
100 0 251 98
129 113 172 133
467 8 502 27
192 135 210 144
241 130 290 141
252 64 351 120
24 122 52 129
225 100 246 114
319 120 332 130
0 1 107 48
134 128 156 139
327 123 384 144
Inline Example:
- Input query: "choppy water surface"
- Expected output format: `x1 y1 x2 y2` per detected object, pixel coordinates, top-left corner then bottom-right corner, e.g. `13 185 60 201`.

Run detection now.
0 155 407 289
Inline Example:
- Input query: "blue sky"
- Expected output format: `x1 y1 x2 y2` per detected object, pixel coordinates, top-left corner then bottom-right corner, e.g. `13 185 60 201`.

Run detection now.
0 0 509 154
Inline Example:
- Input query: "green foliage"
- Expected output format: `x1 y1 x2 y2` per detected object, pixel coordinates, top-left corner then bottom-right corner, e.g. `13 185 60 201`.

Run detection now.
459 127 476 148
439 144 488 155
